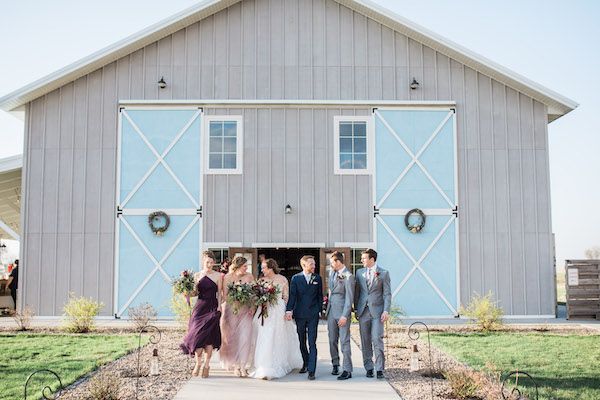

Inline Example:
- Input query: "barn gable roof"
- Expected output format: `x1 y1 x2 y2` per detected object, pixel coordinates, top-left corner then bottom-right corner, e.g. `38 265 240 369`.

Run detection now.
0 0 577 120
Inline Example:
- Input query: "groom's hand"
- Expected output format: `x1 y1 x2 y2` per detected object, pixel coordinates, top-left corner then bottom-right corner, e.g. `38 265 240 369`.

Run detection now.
381 311 389 323
285 311 293 321
337 316 347 327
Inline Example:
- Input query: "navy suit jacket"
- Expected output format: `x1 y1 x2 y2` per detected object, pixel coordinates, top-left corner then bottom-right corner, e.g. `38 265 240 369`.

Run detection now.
286 272 323 319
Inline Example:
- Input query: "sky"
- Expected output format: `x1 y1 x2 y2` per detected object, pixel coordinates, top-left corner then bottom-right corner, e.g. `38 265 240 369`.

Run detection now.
0 0 599 269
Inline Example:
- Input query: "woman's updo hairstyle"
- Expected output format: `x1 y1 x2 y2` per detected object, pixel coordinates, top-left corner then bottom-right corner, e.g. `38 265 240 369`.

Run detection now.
264 258 280 274
230 255 248 272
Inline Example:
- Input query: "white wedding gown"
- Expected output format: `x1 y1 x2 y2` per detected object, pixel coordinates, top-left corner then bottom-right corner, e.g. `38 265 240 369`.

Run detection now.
251 298 304 379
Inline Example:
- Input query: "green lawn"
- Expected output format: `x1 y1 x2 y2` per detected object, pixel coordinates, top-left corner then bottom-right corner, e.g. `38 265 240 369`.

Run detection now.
430 332 600 400
0 333 143 400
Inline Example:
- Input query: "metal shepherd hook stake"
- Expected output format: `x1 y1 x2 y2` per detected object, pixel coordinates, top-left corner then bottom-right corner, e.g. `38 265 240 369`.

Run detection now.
501 370 539 400
407 322 434 400
137 324 162 400
24 369 63 399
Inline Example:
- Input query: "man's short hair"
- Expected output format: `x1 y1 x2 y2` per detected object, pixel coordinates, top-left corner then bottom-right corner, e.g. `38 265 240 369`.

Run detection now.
361 248 377 262
300 255 315 266
330 251 344 263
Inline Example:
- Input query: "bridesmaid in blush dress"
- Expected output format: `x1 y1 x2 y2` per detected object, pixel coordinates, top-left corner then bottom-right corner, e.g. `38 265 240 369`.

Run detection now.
220 256 255 377
180 250 223 378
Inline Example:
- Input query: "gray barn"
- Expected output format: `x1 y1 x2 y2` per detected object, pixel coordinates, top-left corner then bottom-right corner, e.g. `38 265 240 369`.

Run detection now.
0 0 577 318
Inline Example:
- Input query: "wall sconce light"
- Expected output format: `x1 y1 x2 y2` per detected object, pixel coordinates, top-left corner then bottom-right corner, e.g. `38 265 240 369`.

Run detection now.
410 78 419 90
285 204 292 214
158 76 167 89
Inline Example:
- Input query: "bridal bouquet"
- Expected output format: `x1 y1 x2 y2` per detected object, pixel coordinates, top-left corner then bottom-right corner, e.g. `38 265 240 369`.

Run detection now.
226 281 254 314
172 269 195 306
252 280 281 325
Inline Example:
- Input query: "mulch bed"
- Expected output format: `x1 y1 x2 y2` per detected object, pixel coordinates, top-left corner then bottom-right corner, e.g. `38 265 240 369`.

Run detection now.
352 323 599 400
3 325 192 400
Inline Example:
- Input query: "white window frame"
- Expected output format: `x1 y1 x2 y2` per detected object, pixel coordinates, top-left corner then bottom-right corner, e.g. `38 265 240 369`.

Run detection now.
333 115 374 175
203 115 243 175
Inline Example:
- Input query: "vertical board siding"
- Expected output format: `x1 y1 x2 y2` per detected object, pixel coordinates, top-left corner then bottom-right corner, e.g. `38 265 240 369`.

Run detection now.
22 0 553 316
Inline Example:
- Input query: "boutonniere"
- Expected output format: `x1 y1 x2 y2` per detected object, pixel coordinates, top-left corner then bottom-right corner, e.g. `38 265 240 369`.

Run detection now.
374 271 381 278
337 274 346 280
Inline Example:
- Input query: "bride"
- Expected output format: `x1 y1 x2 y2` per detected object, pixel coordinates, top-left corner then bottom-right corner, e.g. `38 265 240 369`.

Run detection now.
251 258 303 379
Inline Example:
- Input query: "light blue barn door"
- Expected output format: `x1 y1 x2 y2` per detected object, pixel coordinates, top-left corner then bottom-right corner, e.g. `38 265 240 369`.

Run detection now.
116 108 202 317
374 109 458 317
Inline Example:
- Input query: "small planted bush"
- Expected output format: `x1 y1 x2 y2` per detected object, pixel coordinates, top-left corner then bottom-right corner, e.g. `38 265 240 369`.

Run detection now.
461 291 504 332
128 302 158 332
12 304 35 331
63 292 103 333
88 372 121 400
443 368 481 399
170 292 195 329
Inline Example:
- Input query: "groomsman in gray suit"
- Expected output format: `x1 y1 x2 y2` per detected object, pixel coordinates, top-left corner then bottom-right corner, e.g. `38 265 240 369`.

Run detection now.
326 251 355 380
354 248 391 379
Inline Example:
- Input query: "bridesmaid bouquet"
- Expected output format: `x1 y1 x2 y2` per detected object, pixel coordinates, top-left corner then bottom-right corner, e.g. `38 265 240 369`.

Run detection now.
172 269 195 306
226 281 254 314
252 280 281 325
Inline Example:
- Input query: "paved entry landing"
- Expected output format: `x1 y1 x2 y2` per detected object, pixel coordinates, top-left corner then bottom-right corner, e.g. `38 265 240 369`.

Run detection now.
174 324 401 400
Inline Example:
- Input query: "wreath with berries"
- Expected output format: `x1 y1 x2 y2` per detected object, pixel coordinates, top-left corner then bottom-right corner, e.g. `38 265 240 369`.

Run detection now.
404 208 426 233
148 211 170 236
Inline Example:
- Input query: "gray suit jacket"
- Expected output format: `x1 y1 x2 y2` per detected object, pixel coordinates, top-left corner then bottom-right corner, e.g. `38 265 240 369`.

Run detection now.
326 268 355 320
354 266 392 318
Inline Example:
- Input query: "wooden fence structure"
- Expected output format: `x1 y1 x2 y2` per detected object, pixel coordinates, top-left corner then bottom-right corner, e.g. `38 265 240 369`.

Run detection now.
565 260 600 319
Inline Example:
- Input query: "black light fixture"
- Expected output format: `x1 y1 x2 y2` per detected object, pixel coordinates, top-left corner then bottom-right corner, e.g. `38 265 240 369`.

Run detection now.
158 76 167 89
285 204 292 214
410 77 419 90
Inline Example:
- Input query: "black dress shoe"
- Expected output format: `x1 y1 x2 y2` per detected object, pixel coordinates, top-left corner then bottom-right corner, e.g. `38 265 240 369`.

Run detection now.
337 371 352 380
331 365 339 375
377 371 384 379
308 372 316 380
366 369 374 378
299 366 307 373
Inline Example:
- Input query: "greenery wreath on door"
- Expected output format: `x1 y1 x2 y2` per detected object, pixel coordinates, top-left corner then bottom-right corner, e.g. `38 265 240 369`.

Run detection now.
404 208 426 233
148 211 170 236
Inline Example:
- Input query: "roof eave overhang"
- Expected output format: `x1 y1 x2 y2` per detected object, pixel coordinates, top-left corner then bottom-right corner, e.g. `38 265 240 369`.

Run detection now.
0 0 578 121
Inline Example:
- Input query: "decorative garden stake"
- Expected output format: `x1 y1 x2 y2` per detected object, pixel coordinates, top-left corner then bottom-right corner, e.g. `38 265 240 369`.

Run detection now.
501 370 539 400
136 325 162 399
24 369 63 399
408 322 434 400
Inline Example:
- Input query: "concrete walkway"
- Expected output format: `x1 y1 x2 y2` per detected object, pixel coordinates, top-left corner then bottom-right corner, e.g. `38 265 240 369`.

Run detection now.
174 323 401 400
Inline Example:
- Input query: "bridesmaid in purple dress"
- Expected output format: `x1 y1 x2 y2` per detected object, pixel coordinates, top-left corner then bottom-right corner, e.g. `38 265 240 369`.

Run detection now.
180 250 223 378
220 256 255 377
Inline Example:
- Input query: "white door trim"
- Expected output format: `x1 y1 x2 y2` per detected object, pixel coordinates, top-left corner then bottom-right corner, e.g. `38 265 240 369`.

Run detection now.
377 214 457 314
374 110 454 209
121 110 201 209
117 215 199 316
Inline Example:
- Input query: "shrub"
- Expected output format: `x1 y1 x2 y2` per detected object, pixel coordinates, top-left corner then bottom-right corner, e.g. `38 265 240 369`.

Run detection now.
420 358 446 379
127 302 158 332
62 292 103 333
87 372 121 400
443 368 481 399
170 292 195 328
461 291 504 332
12 305 35 331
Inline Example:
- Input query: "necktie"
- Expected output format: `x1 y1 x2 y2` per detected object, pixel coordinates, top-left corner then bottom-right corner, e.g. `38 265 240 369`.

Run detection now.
367 269 372 287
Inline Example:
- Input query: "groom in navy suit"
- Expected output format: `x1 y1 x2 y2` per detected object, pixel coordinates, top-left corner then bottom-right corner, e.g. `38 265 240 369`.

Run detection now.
286 255 323 380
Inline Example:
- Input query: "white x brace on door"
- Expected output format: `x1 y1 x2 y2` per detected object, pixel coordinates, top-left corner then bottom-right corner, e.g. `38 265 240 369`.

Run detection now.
374 108 459 317
115 107 202 317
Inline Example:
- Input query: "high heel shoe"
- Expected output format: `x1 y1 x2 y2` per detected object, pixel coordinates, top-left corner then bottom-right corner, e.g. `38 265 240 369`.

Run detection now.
240 368 249 378
234 367 241 377
192 364 201 377
201 366 210 378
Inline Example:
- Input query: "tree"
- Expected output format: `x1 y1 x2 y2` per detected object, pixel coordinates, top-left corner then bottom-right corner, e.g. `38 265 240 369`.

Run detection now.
584 246 600 259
